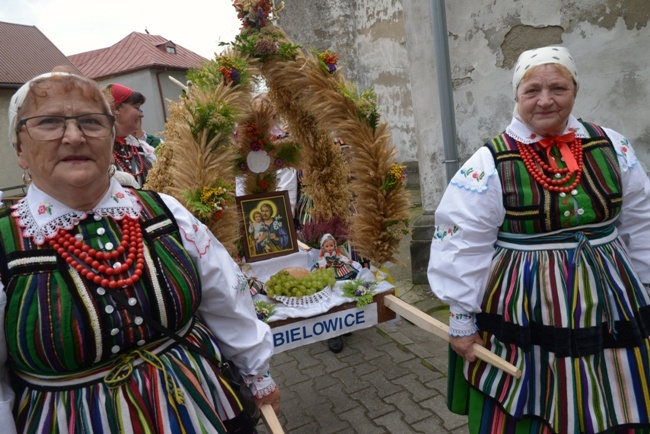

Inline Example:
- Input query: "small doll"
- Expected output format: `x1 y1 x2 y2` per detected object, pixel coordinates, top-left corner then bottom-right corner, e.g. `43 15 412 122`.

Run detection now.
316 233 359 280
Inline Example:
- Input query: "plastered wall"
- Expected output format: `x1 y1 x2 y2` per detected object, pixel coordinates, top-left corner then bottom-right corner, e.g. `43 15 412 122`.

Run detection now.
280 0 650 213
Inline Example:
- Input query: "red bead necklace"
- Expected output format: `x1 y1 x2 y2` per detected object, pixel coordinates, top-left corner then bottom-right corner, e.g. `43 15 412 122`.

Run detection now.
113 141 145 177
517 138 584 193
48 217 145 289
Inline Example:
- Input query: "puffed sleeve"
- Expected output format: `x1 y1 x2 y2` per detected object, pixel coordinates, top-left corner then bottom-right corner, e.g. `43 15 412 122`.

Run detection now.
606 128 650 284
159 194 276 397
0 285 17 434
427 146 505 333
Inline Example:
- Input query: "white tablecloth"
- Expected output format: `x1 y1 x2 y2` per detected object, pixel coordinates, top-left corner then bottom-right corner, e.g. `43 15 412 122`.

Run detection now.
246 249 394 322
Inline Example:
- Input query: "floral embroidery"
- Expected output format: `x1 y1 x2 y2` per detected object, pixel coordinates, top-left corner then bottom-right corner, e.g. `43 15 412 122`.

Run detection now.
111 191 126 203
450 312 475 320
233 273 249 292
432 224 459 243
461 167 485 182
37 202 52 215
179 216 211 256
614 137 638 169
450 160 496 193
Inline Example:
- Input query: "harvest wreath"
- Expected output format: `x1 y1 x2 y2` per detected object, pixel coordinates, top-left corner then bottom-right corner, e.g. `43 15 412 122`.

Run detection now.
146 0 410 269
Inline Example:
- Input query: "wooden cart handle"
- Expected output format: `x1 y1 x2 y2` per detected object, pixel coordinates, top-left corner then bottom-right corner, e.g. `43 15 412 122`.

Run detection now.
383 295 521 379
260 404 284 434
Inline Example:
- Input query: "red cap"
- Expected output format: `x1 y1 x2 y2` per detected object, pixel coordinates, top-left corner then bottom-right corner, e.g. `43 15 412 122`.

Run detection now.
110 84 134 105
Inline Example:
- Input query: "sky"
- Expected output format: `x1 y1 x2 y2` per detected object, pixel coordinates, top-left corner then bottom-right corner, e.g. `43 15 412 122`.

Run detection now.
0 0 242 59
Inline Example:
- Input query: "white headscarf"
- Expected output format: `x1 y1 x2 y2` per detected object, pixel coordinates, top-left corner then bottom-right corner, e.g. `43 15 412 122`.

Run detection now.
512 46 579 118
8 72 72 149
319 233 336 249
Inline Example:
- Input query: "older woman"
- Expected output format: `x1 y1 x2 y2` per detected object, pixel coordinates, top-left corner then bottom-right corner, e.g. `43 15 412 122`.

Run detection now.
428 46 650 433
103 83 157 187
2 70 280 433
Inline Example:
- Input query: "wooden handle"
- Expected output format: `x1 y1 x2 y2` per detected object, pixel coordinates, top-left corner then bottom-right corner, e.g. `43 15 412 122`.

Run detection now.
260 404 284 434
383 295 521 379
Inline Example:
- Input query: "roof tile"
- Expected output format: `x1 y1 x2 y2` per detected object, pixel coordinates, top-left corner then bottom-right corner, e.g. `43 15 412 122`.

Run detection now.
69 32 208 79
0 21 81 87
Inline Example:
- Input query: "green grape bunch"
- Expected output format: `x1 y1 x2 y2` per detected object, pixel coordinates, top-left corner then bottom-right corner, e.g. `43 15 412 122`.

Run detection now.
266 268 336 298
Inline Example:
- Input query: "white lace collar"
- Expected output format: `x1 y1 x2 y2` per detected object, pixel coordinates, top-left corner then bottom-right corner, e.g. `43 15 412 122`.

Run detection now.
505 115 589 144
11 178 142 245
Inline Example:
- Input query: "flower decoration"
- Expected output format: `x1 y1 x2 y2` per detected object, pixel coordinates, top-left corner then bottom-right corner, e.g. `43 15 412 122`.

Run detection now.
183 182 233 222
340 84 381 132
254 39 279 56
218 66 242 86
258 179 269 190
380 164 407 190
188 55 250 90
253 300 276 323
299 215 349 249
233 0 281 29
341 279 378 308
318 50 339 74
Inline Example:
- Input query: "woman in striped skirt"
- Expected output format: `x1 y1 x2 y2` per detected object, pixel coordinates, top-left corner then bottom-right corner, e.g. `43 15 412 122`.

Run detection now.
427 46 650 433
1 70 280 433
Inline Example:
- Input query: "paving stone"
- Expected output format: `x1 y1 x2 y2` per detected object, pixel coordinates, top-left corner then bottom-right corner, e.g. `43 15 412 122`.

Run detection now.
368 354 411 380
393 372 440 402
398 357 444 384
275 359 311 386
320 383 361 413
290 379 329 408
360 370 403 398
420 394 469 432
304 403 352 433
376 340 417 365
328 365 371 394
350 387 396 419
292 344 325 370
383 390 434 424
312 348 349 373
312 369 341 391
338 407 386 434
374 410 416 434
412 417 451 434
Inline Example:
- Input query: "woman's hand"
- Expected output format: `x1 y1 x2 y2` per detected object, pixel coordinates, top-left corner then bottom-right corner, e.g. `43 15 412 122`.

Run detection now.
449 333 484 362
257 386 281 414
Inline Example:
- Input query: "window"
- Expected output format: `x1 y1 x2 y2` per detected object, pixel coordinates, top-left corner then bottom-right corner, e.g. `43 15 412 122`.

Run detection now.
166 46 176 54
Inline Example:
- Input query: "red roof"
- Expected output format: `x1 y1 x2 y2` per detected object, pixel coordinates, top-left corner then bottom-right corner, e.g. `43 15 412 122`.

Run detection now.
69 32 208 80
0 21 81 87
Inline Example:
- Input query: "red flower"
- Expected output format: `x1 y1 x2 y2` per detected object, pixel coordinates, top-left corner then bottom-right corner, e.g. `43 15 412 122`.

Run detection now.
38 205 46 215
258 179 269 190
115 192 125 199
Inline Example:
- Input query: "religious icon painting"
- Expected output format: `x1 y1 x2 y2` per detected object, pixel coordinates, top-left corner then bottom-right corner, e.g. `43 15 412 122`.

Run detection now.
236 190 299 263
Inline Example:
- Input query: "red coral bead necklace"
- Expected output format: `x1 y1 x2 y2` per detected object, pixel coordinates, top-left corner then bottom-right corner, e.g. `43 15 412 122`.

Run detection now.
113 141 145 178
49 216 145 289
517 138 584 193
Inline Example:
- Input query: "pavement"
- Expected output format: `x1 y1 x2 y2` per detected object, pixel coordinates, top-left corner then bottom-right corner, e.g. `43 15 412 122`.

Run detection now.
257 190 471 434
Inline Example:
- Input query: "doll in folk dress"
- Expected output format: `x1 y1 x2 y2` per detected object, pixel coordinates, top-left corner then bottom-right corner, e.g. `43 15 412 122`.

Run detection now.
316 233 360 280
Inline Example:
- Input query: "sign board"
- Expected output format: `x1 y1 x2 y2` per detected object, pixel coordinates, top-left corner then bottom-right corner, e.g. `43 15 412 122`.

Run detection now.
271 303 379 353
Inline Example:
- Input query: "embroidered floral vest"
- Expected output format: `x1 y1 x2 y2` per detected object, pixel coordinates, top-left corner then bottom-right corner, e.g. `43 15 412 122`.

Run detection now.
0 190 202 375
484 122 623 234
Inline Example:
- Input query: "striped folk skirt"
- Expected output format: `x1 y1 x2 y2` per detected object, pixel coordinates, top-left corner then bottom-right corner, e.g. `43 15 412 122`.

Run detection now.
12 320 249 434
448 224 650 434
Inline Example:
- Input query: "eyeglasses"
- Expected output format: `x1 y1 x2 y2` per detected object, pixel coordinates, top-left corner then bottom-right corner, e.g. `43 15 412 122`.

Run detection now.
17 113 115 141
